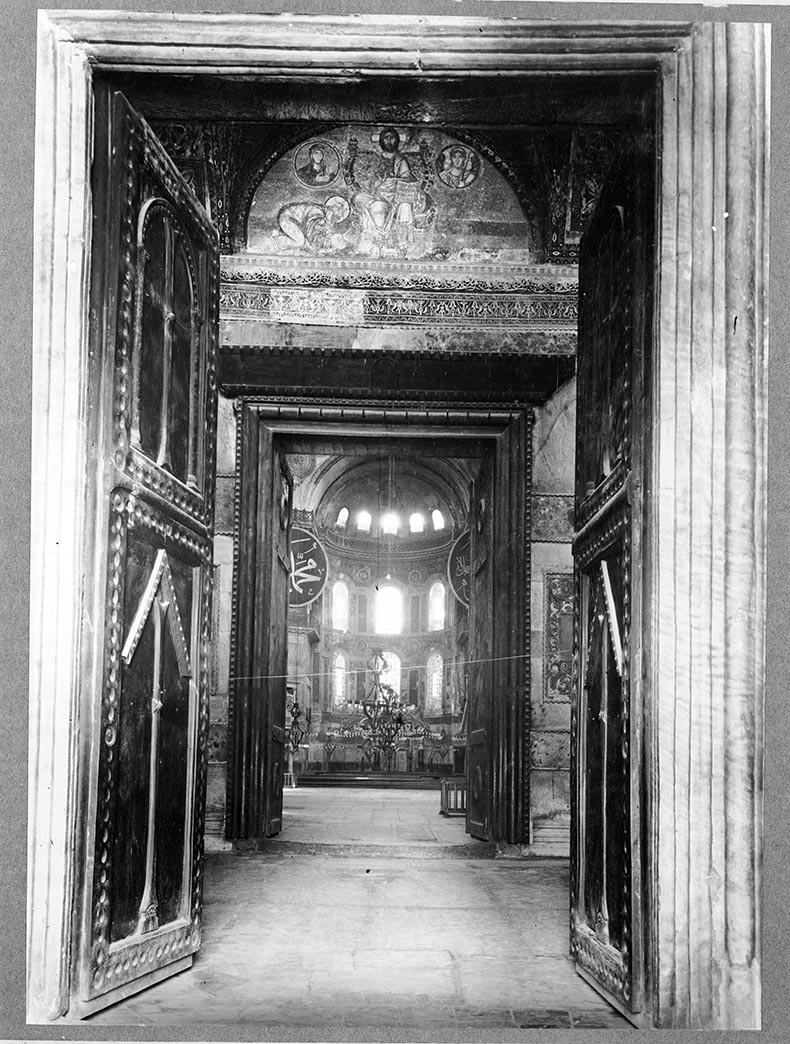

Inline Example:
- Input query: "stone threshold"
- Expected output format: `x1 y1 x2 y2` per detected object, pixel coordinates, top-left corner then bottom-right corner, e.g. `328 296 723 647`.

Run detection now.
232 838 497 859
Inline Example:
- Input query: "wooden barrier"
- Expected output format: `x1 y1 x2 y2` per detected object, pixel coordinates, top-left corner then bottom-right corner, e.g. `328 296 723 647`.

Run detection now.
440 776 467 816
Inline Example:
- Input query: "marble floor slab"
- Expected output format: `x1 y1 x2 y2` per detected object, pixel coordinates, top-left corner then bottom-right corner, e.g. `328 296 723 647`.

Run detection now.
84 788 629 1033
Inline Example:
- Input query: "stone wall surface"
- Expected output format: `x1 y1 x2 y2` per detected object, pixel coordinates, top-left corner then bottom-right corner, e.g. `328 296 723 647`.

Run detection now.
529 377 576 842
206 399 237 831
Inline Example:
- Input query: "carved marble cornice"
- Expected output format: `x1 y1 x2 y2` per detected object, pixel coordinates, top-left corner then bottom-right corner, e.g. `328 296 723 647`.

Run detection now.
220 255 577 332
221 283 577 331
220 254 578 293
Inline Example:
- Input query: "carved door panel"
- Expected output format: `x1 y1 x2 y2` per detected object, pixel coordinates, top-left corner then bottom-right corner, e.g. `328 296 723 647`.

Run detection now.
228 414 292 840
571 151 653 1015
466 452 494 840
75 90 218 1016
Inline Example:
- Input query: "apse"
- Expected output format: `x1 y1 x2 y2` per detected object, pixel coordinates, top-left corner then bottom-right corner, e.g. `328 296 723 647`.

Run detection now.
284 449 472 779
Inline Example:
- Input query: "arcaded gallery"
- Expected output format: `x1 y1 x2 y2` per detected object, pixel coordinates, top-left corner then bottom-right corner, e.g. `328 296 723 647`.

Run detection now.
28 12 767 1034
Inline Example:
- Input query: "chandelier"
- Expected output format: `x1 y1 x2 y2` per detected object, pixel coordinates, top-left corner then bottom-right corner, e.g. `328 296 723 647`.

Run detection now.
346 651 409 768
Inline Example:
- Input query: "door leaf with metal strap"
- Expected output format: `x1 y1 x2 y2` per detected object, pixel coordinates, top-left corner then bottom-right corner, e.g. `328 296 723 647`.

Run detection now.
571 148 653 1016
73 89 218 1016
466 453 494 840
228 410 292 840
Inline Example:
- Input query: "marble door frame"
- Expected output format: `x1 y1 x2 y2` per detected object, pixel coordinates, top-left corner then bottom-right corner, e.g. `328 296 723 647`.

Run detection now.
29 13 767 1029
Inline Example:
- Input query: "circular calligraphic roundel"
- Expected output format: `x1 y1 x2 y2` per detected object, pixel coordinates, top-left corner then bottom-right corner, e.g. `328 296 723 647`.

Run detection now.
289 527 329 607
447 529 471 606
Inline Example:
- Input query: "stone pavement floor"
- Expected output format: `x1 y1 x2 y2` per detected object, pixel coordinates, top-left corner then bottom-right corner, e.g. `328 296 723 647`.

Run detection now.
259 785 481 854
87 789 629 1033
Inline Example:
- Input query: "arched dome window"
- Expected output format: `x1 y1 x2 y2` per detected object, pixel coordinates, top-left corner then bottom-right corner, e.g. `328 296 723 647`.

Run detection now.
375 585 403 635
356 510 372 533
332 580 349 631
381 512 399 535
426 652 443 713
333 651 347 707
335 507 349 528
409 512 425 533
431 509 445 531
380 652 402 695
428 581 446 631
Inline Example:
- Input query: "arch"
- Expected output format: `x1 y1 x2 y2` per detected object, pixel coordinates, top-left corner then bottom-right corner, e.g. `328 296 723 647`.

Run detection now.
426 651 443 713
381 512 399 535
234 122 339 250
428 580 446 631
309 455 470 533
133 197 200 486
375 585 403 635
237 124 540 256
431 509 445 531
332 650 347 707
335 506 349 528
380 651 402 695
331 579 349 631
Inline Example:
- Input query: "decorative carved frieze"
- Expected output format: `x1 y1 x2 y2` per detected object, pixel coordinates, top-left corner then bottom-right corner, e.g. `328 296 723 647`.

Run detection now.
365 290 576 328
532 494 574 542
269 286 365 325
221 255 577 292
221 282 576 331
149 122 209 208
544 572 574 704
220 258 577 336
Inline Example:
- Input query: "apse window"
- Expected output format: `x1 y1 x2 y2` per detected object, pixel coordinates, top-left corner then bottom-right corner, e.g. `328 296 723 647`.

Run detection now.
381 512 399 535
426 652 443 713
409 512 425 533
380 652 402 695
431 509 445 531
428 580 446 631
332 580 349 632
375 585 403 634
335 507 349 528
333 652 347 707
356 510 372 533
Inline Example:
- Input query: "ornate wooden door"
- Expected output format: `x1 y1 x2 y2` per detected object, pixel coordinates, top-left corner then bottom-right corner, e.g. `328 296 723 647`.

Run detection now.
570 151 653 1015
466 452 494 840
261 439 293 836
74 90 218 1015
228 412 292 839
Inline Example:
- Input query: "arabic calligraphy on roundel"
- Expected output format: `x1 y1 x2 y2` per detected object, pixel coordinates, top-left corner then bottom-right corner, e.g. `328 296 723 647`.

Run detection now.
291 535 320 593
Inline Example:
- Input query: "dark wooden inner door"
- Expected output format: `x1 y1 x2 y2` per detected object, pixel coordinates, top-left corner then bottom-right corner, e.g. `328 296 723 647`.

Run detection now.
570 147 654 1015
466 450 495 840
227 407 293 839
466 411 530 845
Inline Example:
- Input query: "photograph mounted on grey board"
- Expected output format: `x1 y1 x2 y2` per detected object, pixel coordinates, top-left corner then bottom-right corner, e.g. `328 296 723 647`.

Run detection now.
27 10 767 1034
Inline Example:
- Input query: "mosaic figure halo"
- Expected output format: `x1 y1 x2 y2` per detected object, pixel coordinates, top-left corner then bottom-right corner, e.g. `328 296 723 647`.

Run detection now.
293 139 341 188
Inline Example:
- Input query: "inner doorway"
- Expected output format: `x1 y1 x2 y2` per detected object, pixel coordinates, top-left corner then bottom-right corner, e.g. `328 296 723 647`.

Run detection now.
226 412 534 849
